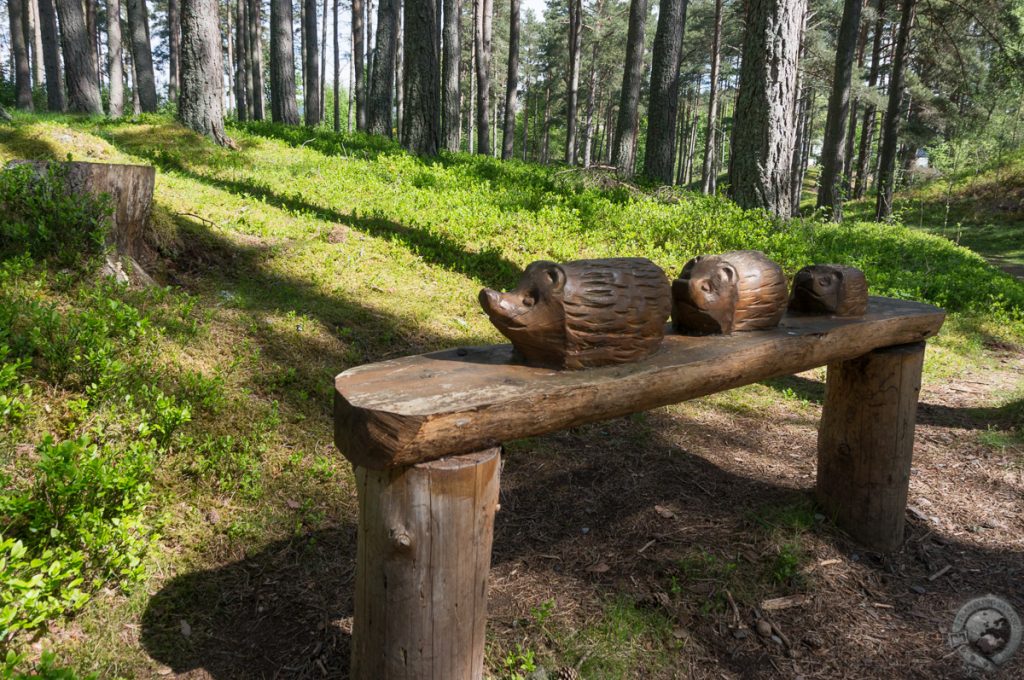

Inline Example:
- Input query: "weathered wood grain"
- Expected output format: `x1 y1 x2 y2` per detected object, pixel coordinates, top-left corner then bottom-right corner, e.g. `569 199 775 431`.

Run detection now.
350 448 500 680
335 297 945 469
817 342 925 551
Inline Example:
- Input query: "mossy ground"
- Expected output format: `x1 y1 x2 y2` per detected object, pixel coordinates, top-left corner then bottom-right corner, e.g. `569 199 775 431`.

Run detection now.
1 114 1022 678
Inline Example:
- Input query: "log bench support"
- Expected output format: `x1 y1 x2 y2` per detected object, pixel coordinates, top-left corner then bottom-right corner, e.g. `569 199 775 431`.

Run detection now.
351 447 500 680
817 342 925 552
335 299 945 678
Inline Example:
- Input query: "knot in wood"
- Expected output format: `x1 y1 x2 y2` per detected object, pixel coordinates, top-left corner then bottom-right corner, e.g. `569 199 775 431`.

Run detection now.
389 527 413 550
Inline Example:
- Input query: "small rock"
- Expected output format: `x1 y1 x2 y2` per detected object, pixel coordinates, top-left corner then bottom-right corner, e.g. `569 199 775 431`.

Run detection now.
526 669 549 680
180 620 191 638
205 508 221 524
910 585 927 595
813 513 825 522
580 527 590 534
802 633 824 649
756 620 772 637
981 518 1007 530
732 627 750 639
771 634 783 646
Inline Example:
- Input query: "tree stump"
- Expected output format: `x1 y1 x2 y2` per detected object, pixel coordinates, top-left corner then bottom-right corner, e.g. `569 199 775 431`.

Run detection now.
817 342 926 552
6 160 157 267
351 447 501 680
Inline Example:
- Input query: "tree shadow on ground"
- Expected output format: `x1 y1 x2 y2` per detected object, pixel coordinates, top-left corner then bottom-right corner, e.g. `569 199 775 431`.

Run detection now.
140 408 1024 678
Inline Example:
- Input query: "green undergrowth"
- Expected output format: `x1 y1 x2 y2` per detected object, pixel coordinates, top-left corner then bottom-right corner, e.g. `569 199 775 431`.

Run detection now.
0 113 1022 676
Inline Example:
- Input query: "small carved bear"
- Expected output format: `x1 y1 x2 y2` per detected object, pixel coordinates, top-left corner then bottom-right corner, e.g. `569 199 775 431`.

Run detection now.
671 250 788 335
479 258 671 369
788 264 869 316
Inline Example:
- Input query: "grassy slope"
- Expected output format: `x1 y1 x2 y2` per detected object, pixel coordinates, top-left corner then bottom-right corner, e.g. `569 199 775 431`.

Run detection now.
1 114 1023 677
844 147 1024 272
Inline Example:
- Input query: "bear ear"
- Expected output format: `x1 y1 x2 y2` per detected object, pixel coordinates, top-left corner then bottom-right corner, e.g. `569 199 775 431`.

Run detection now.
719 264 736 283
546 264 566 292
832 268 845 283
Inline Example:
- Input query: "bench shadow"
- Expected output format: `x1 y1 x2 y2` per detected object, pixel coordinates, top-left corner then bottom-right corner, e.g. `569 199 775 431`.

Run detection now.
140 407 1024 678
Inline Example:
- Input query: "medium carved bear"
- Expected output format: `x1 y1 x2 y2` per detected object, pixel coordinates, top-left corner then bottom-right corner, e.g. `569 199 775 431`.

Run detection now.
788 264 869 316
479 258 671 369
671 250 788 335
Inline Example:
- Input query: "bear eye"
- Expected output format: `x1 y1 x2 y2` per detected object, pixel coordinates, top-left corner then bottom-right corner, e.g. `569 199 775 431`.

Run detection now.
523 295 535 307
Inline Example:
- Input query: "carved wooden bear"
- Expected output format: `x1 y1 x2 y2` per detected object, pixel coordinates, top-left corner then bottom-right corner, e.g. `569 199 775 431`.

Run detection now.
788 264 869 316
671 250 787 335
479 258 671 369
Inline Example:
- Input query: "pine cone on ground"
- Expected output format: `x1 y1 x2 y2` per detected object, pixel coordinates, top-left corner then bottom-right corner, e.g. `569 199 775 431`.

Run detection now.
553 667 582 680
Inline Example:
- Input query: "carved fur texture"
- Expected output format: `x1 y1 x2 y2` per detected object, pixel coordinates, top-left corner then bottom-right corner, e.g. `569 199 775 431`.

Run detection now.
789 264 869 316
672 250 787 334
479 258 671 369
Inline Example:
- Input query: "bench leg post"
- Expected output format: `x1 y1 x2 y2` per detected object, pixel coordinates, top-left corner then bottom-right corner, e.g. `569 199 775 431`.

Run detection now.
816 342 925 552
350 447 501 680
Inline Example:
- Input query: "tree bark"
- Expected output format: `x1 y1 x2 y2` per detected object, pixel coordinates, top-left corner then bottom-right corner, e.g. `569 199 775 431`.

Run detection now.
353 0 366 130
854 0 886 200
38 0 65 111
235 0 249 120
875 0 915 221
249 0 265 119
612 0 648 177
54 0 103 113
269 0 300 124
474 0 493 155
28 0 44 88
169 0 181 102
816 0 865 220
701 0 723 194
581 36 599 167
8 0 33 109
304 0 321 126
320 0 328 120
643 0 688 183
442 0 461 150
396 3 404 135
348 26 355 131
180 0 229 145
402 0 440 154
334 0 341 131
105 0 124 116
368 0 399 135
499 0 520 159
126 0 159 112
564 0 582 164
728 0 807 217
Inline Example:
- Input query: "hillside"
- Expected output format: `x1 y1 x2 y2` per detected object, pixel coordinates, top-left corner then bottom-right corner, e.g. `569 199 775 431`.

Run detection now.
1 115 1022 679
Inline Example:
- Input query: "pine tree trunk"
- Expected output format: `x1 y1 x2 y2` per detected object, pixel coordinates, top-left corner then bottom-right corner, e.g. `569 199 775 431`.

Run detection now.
643 0 688 182
304 0 321 125
54 0 102 113
38 0 65 110
728 0 806 217
235 0 248 120
582 38 599 167
442 0 461 150
474 0 493 155
396 3 404 135
521 75 529 160
106 0 124 116
402 0 439 154
334 0 341 131
180 0 228 144
875 0 914 220
368 0 398 135
29 0 44 88
700 0 723 193
8 0 33 109
854 0 885 199
353 0 366 129
613 0 648 177
540 81 551 163
126 0 159 112
242 0 255 118
249 0 265 119
348 27 355 131
564 0 582 164
320 0 328 120
85 0 98 79
816 0 865 220
169 0 181 102
365 0 375 111
500 0 519 159
269 0 300 123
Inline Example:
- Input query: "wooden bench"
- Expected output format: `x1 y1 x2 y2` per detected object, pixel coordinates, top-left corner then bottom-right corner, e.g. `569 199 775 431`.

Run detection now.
333 296 945 679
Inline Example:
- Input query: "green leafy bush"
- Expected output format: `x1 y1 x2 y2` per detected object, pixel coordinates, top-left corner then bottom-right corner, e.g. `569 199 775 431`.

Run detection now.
0 163 111 266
